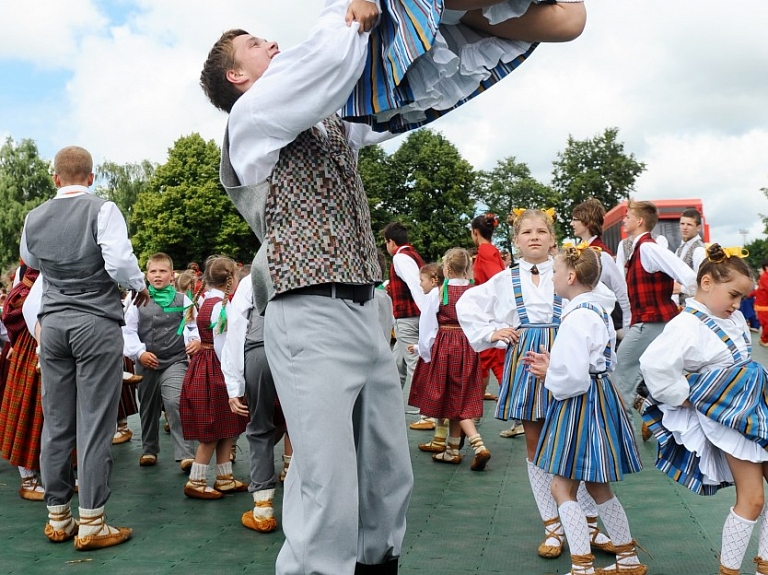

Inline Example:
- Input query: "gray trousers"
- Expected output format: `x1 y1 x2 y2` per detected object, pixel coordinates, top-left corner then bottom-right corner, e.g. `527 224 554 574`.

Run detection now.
614 321 666 423
136 361 195 460
265 294 413 575
393 316 419 407
39 311 123 509
243 341 277 492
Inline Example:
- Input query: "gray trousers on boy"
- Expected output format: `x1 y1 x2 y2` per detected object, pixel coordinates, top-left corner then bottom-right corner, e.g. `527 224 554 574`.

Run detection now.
243 341 278 492
39 310 123 509
614 321 666 423
265 294 413 575
136 361 195 461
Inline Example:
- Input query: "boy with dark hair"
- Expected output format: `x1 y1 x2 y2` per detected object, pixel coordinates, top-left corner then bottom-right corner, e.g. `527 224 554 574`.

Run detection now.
674 207 706 303
20 145 148 550
382 221 429 426
200 3 413 574
122 252 199 471
614 200 697 421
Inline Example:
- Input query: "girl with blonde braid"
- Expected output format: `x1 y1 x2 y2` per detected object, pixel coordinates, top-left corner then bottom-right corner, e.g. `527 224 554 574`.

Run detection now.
180 256 248 499
526 245 644 575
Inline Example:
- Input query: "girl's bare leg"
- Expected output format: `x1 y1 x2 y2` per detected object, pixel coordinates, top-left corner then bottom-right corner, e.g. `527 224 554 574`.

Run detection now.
523 419 544 460
460 2 586 43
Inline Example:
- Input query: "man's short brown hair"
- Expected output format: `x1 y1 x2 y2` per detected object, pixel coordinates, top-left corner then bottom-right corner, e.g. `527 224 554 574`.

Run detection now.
54 146 93 183
572 198 606 238
200 29 249 113
627 200 659 231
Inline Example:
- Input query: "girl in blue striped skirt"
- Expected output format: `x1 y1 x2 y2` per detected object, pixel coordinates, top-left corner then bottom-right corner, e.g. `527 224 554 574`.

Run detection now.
458 209 613 560
526 245 644 575
343 0 586 132
640 244 768 575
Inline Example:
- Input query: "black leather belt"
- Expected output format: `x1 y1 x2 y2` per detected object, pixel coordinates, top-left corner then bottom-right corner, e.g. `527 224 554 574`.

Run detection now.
280 283 376 304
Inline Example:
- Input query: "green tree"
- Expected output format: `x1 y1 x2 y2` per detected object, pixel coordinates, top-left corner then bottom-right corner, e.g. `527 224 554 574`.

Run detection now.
358 144 392 238
365 129 477 262
0 137 56 268
95 160 156 235
475 156 558 251
550 127 646 239
130 134 258 268
745 237 768 274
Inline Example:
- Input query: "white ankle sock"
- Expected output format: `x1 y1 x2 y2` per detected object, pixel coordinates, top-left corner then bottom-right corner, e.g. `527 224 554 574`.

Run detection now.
721 507 756 570
216 462 232 477
468 434 486 454
190 462 208 481
18 466 36 479
253 489 276 519
597 497 639 565
78 506 119 537
47 504 74 531
559 500 591 557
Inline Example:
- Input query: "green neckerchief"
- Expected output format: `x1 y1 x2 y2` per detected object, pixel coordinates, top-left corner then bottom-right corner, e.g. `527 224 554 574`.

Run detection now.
176 290 196 336
210 301 228 334
148 284 183 311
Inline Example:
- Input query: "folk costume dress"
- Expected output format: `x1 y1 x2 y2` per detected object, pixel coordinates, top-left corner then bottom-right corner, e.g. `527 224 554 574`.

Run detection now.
180 290 247 443
344 0 584 132
409 280 483 420
640 299 768 495
534 293 642 483
457 258 561 422
0 268 43 471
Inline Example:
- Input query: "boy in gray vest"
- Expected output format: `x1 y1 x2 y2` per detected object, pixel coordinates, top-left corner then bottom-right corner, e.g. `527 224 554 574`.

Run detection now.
200 2 412 574
122 252 199 471
20 145 147 550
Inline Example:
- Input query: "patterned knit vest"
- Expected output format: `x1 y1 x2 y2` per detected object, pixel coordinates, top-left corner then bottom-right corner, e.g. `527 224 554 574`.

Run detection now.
265 116 381 295
676 237 705 269
626 234 679 324
389 245 425 318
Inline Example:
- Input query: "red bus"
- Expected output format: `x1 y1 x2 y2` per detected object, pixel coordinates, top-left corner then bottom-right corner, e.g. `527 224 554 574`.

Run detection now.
603 198 710 255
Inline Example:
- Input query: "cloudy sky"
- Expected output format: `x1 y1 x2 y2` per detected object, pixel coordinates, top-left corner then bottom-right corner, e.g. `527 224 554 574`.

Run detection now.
1 1 767 247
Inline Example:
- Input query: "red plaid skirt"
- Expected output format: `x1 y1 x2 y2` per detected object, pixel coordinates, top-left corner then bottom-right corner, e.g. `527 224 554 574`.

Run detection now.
180 349 247 443
409 327 483 420
0 341 11 401
0 330 43 470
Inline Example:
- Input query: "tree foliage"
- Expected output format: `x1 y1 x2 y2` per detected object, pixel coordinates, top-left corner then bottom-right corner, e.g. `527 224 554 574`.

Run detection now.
474 156 558 251
95 160 156 235
0 137 56 269
359 129 477 263
550 127 646 239
130 133 258 268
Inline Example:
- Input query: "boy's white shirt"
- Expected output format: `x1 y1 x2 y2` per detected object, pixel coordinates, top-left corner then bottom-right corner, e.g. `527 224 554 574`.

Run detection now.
221 276 253 399
228 0 390 187
628 232 698 297
392 246 429 313
122 292 199 361
20 186 146 294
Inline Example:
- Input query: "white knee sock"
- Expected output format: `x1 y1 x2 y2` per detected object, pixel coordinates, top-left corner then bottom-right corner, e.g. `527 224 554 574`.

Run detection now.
253 489 276 519
526 459 558 521
18 466 36 479
757 504 768 563
721 507 756 570
596 496 639 565
577 483 611 546
559 500 591 557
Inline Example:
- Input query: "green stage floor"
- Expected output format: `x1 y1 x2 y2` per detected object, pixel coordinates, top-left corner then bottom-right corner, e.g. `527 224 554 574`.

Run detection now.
2 333 766 575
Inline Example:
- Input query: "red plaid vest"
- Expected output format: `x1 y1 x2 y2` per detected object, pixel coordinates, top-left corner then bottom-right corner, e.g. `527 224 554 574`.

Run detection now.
389 245 424 318
626 234 679 324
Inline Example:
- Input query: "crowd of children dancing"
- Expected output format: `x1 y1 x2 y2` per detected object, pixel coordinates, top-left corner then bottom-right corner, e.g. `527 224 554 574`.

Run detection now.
2 1 767 574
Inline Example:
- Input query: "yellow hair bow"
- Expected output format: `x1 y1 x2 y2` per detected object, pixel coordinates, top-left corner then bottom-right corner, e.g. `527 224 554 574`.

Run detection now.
512 208 526 218
562 241 602 255
706 244 749 263
543 207 556 221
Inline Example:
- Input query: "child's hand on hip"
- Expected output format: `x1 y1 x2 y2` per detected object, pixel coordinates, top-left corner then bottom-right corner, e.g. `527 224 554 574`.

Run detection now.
346 0 379 33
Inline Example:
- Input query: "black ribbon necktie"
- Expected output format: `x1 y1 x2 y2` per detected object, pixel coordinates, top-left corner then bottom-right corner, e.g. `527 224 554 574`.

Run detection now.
530 265 539 275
